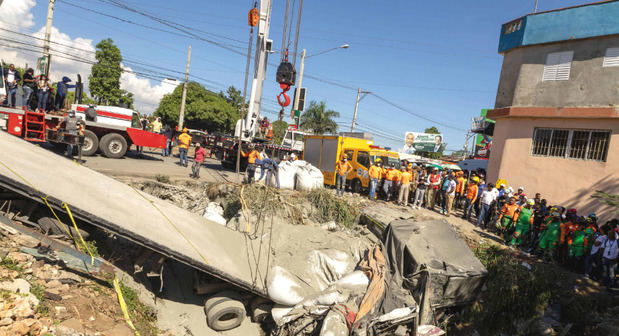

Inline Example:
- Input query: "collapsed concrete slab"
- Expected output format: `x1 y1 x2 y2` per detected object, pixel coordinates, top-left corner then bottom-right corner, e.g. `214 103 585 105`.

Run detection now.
0 131 269 296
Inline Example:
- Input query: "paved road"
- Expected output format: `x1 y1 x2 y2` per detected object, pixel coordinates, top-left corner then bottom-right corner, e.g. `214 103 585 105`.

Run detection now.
46 144 241 184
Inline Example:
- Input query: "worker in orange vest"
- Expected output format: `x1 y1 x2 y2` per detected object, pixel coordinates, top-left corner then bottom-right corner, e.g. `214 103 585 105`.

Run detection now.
335 156 353 196
559 208 578 265
383 163 398 202
462 176 479 221
397 166 413 206
497 196 520 243
455 172 466 209
241 143 262 184
368 160 383 201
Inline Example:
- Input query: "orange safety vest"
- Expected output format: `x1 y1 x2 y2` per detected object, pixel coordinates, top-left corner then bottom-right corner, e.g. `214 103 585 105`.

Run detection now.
429 174 441 189
385 169 398 181
456 177 466 194
368 165 382 179
400 171 413 184
242 150 261 164
336 161 352 175
499 203 519 220
466 184 478 201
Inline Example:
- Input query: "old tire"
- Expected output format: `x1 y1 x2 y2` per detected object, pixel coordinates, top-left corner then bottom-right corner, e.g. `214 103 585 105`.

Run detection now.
352 178 362 194
99 133 127 159
81 130 99 156
204 291 246 331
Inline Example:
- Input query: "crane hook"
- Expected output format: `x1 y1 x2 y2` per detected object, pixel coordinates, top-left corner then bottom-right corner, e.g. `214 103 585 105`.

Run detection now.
277 83 291 107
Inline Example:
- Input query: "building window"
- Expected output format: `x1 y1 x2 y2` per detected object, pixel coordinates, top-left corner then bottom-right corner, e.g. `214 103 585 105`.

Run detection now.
542 51 573 81
503 19 523 35
532 128 611 161
603 47 619 67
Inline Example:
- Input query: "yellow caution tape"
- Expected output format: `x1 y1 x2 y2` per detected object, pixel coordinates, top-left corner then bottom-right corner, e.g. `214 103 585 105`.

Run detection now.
113 277 141 336
130 186 209 265
42 196 74 240
62 202 94 266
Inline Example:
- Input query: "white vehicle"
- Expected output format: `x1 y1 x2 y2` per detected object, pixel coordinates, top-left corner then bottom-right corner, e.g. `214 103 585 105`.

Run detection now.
457 158 488 172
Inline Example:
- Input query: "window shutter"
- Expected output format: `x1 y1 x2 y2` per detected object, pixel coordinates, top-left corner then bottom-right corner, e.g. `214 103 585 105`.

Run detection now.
543 51 573 81
603 47 619 67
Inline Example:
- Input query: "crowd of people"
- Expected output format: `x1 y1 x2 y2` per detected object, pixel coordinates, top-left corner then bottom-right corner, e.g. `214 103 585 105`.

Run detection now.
349 158 618 290
2 64 77 112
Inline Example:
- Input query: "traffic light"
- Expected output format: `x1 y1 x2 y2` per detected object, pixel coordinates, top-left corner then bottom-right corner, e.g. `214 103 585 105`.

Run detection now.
293 87 306 111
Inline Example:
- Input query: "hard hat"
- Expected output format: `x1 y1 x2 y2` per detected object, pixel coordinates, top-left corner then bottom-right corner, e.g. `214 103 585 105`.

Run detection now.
472 176 480 183
518 186 524 191
588 212 597 219
500 184 506 187
343 157 347 161
567 208 577 214
528 199 535 205
375 158 382 163
182 127 188 132
390 162 395 167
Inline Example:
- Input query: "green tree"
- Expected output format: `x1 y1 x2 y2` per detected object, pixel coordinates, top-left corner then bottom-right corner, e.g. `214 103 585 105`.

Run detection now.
89 39 123 105
155 82 240 133
222 86 244 112
299 100 339 135
425 126 440 134
271 120 288 144
592 191 619 213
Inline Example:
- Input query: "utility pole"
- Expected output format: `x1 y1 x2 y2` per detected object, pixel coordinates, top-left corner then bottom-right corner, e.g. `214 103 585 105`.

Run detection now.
43 0 55 76
178 44 191 129
291 49 306 122
350 88 369 132
534 0 539 13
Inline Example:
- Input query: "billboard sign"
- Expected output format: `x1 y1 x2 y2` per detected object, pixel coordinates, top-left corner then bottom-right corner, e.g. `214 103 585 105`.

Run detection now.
474 109 494 159
401 132 444 154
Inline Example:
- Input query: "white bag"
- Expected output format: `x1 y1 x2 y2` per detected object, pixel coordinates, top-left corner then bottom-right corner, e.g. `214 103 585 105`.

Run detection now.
202 202 226 226
295 163 324 191
277 162 297 190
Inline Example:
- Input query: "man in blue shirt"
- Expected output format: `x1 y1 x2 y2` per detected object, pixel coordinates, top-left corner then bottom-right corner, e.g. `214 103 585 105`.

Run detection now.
55 76 76 110
256 158 280 189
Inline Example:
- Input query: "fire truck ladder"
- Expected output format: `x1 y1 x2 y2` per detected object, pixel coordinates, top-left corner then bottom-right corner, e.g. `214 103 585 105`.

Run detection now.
23 107 46 142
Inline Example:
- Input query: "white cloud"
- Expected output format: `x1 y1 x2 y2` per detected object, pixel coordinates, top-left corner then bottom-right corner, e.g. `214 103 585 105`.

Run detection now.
120 67 179 114
0 0 175 115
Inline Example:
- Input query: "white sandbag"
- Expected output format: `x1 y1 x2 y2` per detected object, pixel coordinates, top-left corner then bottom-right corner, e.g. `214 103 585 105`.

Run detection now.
290 159 309 168
202 202 226 226
277 162 297 190
266 266 312 306
333 270 370 292
295 164 324 191
320 310 349 336
307 249 353 291
271 304 294 326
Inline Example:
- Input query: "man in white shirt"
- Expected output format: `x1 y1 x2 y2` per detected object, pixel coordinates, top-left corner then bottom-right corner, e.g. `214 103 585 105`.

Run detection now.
445 175 457 217
476 183 496 229
585 226 609 279
602 228 618 289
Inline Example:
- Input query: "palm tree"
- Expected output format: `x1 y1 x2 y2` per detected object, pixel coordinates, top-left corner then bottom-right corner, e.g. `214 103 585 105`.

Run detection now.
299 100 340 134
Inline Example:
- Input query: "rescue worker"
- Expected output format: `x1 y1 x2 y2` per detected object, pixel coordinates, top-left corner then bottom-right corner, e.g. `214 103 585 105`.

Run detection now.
60 110 84 158
497 196 519 243
559 209 578 266
190 143 206 179
462 176 479 221
383 163 398 201
150 117 163 134
569 220 588 273
444 174 457 217
397 166 412 206
454 171 466 209
584 216 598 256
241 144 262 184
426 168 441 210
257 157 280 189
510 199 535 247
368 160 382 201
177 128 192 167
335 156 353 196
537 207 562 260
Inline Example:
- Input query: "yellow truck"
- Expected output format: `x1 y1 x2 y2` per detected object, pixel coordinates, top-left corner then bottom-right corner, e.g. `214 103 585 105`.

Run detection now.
303 135 400 193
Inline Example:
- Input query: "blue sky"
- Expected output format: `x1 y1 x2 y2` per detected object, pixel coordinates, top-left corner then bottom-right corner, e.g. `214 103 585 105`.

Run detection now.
4 0 592 152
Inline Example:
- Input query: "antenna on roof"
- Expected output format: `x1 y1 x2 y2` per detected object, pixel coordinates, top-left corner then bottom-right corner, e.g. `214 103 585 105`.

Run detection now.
534 0 539 13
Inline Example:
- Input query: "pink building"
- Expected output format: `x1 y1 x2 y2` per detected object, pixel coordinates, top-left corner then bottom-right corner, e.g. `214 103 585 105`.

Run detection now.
487 1 619 221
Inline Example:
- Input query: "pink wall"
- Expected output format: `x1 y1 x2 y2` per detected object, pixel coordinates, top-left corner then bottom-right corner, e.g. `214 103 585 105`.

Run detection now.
488 117 619 222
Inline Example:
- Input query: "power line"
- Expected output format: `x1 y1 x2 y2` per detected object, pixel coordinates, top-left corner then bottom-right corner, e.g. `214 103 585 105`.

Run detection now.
369 93 467 132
